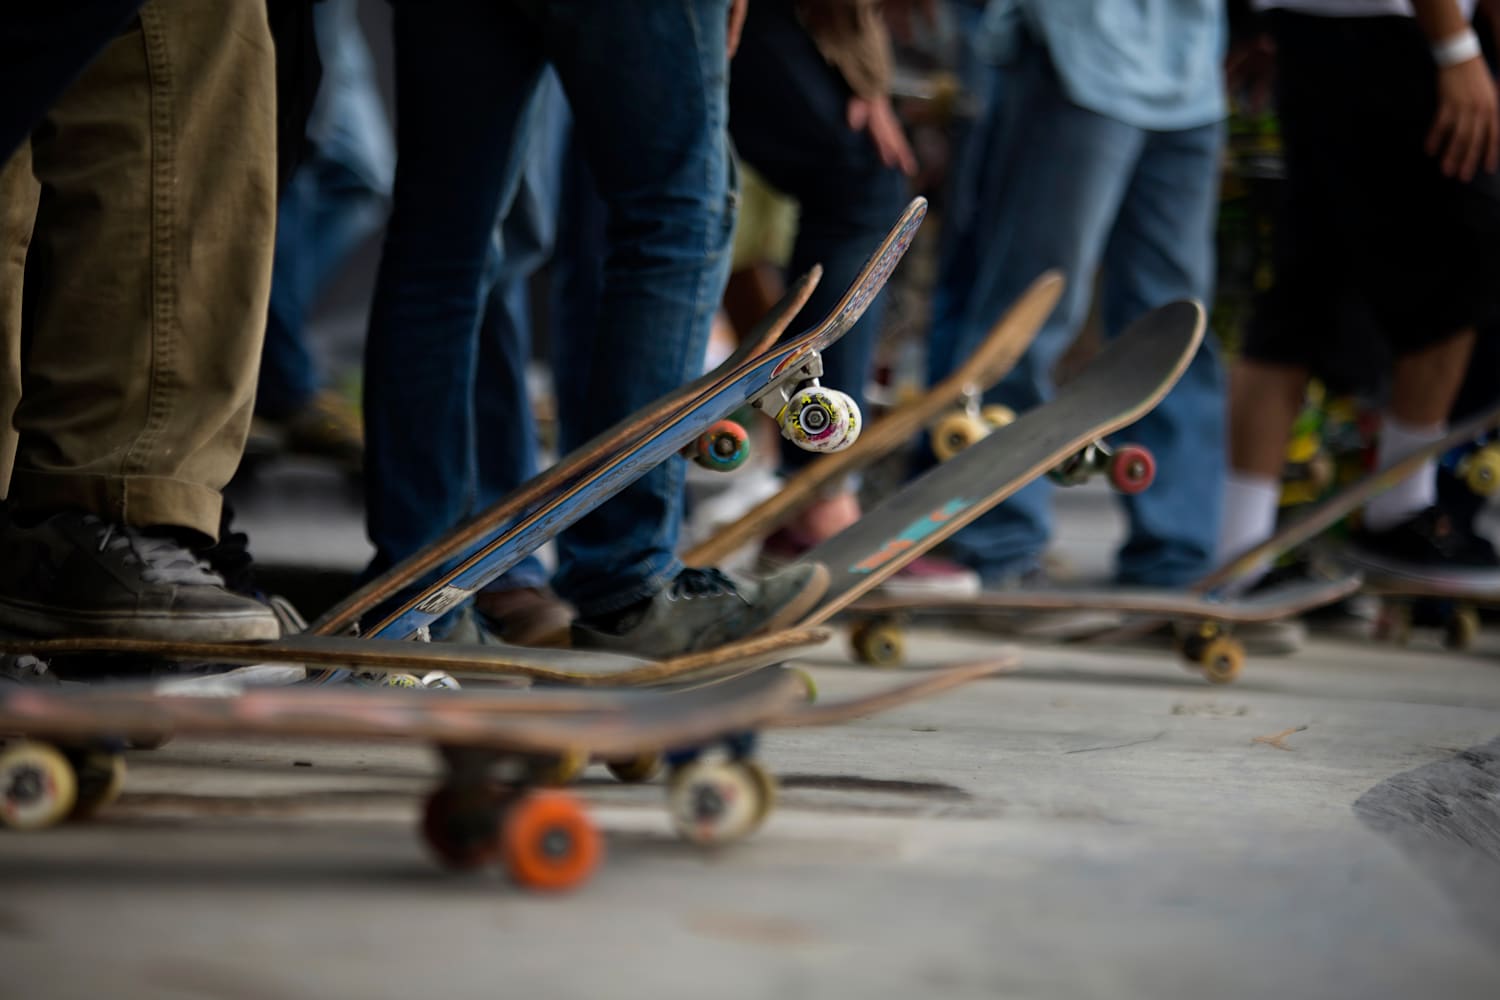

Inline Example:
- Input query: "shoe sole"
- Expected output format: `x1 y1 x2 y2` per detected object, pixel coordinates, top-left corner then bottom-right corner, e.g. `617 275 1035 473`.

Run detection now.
0 599 282 643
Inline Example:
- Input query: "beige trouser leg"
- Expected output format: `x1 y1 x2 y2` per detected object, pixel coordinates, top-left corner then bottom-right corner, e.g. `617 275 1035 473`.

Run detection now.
7 0 276 539
0 148 40 498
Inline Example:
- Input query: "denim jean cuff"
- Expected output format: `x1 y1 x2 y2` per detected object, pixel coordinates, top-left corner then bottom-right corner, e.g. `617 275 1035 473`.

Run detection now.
566 554 683 620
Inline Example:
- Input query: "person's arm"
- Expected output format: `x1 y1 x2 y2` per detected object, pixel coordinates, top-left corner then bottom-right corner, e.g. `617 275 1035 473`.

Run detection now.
1412 0 1500 180
798 0 918 175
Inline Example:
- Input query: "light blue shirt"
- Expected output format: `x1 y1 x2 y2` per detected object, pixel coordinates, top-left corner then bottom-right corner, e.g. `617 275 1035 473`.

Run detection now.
979 0 1227 132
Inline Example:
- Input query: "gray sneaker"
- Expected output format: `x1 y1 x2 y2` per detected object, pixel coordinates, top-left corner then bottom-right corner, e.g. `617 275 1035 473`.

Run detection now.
0 511 280 642
570 563 829 659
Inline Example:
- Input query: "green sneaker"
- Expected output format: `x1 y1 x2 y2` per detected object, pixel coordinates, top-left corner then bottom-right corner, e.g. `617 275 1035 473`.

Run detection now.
570 563 829 659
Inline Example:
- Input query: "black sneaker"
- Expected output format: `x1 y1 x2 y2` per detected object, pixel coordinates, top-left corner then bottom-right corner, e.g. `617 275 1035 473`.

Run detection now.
0 511 281 641
570 563 829 659
1345 506 1500 589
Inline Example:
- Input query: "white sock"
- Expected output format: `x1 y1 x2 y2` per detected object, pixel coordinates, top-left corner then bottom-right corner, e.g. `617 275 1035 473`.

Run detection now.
1217 471 1281 591
1362 415 1443 532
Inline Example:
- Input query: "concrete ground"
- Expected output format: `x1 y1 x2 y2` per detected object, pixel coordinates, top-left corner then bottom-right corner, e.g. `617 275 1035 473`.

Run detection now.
3 474 1500 999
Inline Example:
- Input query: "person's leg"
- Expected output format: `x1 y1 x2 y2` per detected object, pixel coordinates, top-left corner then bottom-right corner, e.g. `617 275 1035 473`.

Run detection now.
0 0 279 640
1359 330 1476 532
1435 330 1500 529
537 0 825 657
541 0 736 615
471 69 575 642
360 0 545 636
924 36 1145 585
257 0 392 469
1097 119 1226 587
0 147 40 498
727 0 909 541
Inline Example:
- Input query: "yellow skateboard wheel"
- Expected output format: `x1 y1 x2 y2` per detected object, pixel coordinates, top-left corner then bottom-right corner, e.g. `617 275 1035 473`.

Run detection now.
0 743 77 831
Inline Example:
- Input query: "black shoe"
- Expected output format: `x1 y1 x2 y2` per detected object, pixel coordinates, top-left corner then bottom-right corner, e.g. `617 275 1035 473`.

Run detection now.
0 511 281 641
1346 506 1500 588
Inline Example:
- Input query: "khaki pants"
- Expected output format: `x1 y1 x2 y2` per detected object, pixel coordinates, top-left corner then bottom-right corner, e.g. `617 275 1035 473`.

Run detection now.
0 0 276 539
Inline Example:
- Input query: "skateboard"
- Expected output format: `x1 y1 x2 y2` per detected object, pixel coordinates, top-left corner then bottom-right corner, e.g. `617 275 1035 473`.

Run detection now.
0 627 830 689
308 198 929 647
1360 574 1500 651
683 270 1064 568
844 573 1363 684
781 299 1206 629
1085 398 1500 646
0 656 1011 891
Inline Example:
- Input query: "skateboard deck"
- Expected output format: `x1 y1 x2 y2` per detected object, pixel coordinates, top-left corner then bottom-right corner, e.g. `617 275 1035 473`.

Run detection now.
787 299 1206 627
844 573 1362 684
311 198 928 645
0 656 1008 891
1358 572 1500 651
0 627 830 688
683 270 1064 568
1087 397 1500 646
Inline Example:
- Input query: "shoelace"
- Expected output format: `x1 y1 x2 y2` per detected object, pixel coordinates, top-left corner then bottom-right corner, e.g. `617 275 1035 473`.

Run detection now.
669 567 747 604
88 517 225 587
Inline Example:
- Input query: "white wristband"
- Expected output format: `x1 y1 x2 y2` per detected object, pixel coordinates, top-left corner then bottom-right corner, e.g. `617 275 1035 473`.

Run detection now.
1433 27 1482 68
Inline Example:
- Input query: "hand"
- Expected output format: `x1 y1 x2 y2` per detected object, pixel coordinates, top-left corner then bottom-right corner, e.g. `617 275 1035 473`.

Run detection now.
883 0 937 44
1225 33 1276 114
727 0 748 58
1426 55 1500 181
848 94 917 177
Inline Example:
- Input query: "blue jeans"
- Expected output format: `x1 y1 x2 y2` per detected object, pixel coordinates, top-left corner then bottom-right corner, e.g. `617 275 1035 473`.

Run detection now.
726 0 908 475
364 0 735 625
469 68 574 596
930 41 1226 587
259 0 393 418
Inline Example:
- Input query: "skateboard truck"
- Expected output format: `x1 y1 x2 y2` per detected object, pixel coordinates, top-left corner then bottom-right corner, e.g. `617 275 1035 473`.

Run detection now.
930 386 1015 462
750 351 862 454
1048 441 1155 494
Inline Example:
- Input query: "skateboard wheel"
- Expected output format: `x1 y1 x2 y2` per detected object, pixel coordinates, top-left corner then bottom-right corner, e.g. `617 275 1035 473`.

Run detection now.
1460 446 1500 496
605 753 661 784
738 760 778 832
849 618 905 667
931 412 987 462
980 404 1016 430
1109 445 1155 494
501 791 602 892
420 671 461 691
0 743 78 831
1197 637 1245 685
1444 606 1481 651
537 747 590 787
66 750 125 820
667 760 762 846
778 387 859 453
381 673 421 689
421 780 510 870
692 419 751 472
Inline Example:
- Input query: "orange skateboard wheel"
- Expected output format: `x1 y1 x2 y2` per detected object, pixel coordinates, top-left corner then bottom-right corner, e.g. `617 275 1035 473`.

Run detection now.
501 791 602 892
